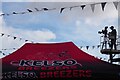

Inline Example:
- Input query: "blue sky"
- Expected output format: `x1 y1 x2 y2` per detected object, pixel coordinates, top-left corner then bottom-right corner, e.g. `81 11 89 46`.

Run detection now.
0 1 119 60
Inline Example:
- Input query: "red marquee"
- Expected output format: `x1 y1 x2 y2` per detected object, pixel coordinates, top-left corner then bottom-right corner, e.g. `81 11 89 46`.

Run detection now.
1 42 120 80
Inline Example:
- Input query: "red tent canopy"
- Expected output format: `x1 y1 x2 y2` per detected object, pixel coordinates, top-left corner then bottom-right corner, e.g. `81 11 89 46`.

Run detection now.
1 42 120 80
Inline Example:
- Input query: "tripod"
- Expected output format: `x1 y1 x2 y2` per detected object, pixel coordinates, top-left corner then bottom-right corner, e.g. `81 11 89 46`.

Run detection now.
101 36 110 49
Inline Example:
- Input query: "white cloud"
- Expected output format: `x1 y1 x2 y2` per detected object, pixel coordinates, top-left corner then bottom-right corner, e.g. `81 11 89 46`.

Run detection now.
1 23 56 44
0 11 56 58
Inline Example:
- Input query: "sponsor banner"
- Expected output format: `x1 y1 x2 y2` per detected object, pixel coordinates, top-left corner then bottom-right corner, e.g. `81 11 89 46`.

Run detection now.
2 59 92 79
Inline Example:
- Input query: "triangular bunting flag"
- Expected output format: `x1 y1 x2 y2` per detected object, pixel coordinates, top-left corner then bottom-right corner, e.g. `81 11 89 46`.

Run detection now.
113 2 118 10
86 46 89 50
27 9 33 12
100 57 102 60
13 48 16 50
80 46 83 49
70 6 79 10
1 33 4 36
6 14 10 16
90 4 95 12
7 35 10 37
13 12 17 14
0 13 5 16
92 46 95 49
35 8 39 11
21 12 26 14
81 5 86 10
20 38 22 40
43 8 49 11
70 7 73 10
60 8 65 13
101 2 107 11
3 53 5 55
4 49 7 50
97 45 100 48
25 40 29 42
13 37 17 40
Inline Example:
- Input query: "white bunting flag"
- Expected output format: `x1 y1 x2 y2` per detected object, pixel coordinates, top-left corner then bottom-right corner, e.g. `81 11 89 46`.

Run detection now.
113 2 118 10
90 4 95 12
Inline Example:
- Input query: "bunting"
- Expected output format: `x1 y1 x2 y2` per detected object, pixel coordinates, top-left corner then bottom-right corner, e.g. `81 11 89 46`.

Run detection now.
97 45 101 48
0 45 101 51
43 8 49 11
86 46 89 50
92 46 95 49
27 9 33 12
0 33 102 50
2 48 17 50
0 33 34 43
35 8 40 11
69 6 79 10
0 51 5 56
0 51 12 56
81 5 86 10
60 7 65 13
90 4 95 12
0 1 119 16
113 2 119 10
101 2 107 11
79 45 101 50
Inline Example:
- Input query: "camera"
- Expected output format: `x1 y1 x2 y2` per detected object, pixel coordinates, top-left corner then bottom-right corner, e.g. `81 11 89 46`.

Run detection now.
98 30 105 34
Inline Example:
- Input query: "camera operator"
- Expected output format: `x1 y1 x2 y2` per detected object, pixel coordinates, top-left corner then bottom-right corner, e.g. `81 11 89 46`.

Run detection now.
98 26 108 49
109 26 117 50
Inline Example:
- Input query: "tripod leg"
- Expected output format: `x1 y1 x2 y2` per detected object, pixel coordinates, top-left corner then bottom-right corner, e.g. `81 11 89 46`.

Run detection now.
102 42 104 49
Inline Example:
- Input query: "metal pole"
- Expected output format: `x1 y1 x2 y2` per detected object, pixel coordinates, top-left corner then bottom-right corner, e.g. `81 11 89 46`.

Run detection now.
118 2 120 65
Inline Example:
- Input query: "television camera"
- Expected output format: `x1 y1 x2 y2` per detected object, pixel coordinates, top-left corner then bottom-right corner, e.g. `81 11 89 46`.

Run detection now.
98 26 108 36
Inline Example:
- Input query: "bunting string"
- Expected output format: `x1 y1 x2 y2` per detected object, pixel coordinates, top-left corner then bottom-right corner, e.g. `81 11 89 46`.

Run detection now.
0 44 101 51
0 50 12 56
79 45 101 50
0 33 106 60
0 1 119 16
0 33 102 50
0 51 6 56
0 33 34 43
1 48 17 51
